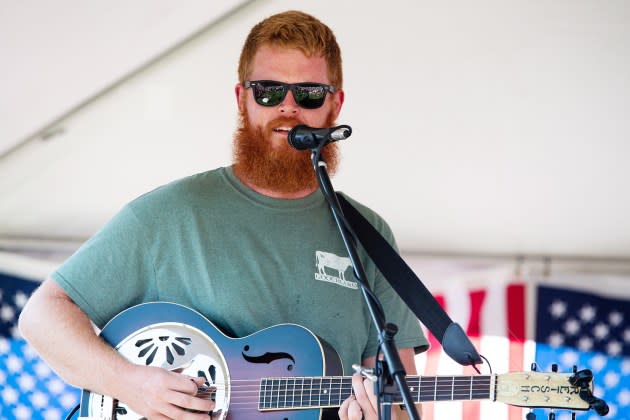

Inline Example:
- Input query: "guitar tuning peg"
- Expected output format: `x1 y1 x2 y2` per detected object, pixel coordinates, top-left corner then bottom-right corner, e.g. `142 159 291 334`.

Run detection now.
571 411 577 420
551 363 558 372
548 411 556 420
526 411 536 420
569 368 593 387
531 362 538 372
590 395 610 416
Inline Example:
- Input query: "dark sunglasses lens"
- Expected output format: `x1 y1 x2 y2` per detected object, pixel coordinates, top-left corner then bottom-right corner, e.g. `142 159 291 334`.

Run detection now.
293 84 327 109
253 83 287 106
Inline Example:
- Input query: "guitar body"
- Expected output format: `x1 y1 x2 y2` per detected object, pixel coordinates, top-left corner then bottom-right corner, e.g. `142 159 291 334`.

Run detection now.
74 302 342 420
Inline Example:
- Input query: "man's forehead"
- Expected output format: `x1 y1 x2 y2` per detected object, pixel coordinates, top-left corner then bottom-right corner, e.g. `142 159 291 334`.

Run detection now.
248 45 330 83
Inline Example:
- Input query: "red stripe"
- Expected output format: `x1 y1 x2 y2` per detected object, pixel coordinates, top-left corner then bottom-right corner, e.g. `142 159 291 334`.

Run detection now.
506 283 526 370
506 283 526 341
507 283 526 420
466 289 486 337
462 289 486 420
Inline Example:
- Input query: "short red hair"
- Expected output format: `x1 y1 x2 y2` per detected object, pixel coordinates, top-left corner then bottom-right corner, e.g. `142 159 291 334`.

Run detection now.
238 10 343 89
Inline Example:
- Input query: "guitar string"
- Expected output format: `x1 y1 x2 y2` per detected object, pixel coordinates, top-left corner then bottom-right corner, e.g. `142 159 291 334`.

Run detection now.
195 379 493 389
189 377 494 410
196 383 494 393
203 375 493 384
195 377 494 391
191 387 494 410
192 392 494 410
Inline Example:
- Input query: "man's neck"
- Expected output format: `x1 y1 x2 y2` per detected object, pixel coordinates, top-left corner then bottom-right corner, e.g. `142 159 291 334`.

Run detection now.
232 165 318 199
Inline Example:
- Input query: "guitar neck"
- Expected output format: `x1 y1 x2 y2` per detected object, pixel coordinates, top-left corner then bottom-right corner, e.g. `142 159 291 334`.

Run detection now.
258 375 493 410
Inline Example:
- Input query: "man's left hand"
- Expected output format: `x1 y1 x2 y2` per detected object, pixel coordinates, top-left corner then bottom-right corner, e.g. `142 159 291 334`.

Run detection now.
338 373 378 420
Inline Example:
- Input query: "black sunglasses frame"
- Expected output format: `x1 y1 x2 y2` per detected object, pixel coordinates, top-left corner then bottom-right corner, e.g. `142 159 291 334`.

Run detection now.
243 80 336 109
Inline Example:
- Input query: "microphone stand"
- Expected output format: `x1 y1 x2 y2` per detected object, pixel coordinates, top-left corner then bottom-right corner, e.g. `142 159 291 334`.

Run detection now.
310 146 420 420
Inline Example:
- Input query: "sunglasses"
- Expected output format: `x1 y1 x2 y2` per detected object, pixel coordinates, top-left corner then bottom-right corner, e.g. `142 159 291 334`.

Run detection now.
243 80 336 109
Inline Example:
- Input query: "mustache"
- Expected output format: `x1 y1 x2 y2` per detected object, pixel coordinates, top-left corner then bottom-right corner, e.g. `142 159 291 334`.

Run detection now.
268 117 303 131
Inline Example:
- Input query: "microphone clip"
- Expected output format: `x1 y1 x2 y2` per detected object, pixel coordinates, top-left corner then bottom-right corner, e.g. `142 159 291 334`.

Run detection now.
288 124 352 150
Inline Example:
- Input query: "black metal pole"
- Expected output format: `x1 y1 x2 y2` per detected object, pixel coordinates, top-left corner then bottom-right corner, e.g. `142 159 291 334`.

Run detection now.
311 149 420 420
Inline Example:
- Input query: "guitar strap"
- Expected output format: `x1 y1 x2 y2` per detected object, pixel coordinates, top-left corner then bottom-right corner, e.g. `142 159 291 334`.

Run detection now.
336 193 481 366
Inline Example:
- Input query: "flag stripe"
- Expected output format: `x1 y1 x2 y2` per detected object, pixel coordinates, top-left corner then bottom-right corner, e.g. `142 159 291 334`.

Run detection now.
506 283 526 420
463 289 485 420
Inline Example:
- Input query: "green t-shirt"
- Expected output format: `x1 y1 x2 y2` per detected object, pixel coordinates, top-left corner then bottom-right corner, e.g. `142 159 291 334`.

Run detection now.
53 167 427 373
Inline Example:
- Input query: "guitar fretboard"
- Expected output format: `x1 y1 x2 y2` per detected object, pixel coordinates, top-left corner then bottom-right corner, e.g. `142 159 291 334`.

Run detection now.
258 375 493 410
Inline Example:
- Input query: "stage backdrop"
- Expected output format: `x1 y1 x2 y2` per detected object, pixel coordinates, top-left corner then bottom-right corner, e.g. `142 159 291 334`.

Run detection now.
412 262 629 420
1 256 628 419
0 271 80 420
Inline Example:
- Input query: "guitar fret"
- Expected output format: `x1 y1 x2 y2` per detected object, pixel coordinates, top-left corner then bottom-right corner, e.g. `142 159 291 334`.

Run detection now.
328 377 336 407
436 376 454 401
408 376 421 403
314 377 322 407
274 378 281 408
266 378 276 408
266 378 273 408
287 378 295 408
472 376 492 399
258 378 264 409
416 376 492 402
334 377 342 406
309 377 313 406
278 378 283 407
322 377 330 406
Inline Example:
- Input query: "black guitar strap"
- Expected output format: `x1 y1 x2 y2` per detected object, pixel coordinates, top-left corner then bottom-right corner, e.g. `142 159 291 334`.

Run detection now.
336 193 481 366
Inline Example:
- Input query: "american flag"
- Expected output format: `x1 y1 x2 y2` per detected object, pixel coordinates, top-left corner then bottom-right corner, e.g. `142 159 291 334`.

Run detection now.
412 265 629 420
532 284 630 420
0 272 80 420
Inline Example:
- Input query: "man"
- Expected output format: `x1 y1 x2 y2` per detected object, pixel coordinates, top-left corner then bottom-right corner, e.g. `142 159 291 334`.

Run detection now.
19 10 427 420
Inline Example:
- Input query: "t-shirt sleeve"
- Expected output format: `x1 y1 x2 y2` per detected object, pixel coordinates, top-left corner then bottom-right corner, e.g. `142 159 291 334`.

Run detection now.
51 204 159 328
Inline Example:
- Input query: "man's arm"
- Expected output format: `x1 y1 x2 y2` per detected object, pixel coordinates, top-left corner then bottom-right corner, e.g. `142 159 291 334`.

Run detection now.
19 279 214 419
338 347 421 420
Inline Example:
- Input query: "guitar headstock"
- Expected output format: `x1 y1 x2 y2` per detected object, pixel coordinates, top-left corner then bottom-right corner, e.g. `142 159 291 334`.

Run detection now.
495 366 609 416
495 371 589 410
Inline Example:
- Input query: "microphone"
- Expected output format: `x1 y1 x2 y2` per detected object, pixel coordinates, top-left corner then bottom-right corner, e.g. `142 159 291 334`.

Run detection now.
288 124 352 150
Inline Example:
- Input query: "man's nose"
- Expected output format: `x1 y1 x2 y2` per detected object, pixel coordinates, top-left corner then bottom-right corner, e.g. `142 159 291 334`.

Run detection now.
278 90 300 114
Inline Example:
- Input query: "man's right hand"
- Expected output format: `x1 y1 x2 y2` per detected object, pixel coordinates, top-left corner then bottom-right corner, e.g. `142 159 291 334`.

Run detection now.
119 365 215 419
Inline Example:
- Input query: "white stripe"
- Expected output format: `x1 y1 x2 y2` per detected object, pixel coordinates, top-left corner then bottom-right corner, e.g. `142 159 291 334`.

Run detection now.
432 287 469 420
479 282 510 419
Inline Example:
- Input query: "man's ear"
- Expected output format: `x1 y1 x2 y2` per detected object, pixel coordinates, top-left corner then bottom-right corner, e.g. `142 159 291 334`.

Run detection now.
331 89 345 120
235 83 245 113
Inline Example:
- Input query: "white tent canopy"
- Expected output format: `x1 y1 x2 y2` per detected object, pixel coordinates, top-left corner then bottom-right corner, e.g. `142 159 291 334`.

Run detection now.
2 0 629 264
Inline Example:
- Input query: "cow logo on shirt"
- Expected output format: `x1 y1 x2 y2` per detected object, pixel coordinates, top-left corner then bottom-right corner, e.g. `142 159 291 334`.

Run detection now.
314 251 358 289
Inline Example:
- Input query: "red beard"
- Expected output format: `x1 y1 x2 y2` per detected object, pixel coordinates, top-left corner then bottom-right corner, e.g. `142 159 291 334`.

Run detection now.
232 106 340 194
